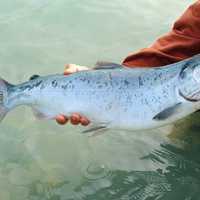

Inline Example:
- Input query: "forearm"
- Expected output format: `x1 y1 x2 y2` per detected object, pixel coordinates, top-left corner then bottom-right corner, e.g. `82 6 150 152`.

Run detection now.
122 0 200 68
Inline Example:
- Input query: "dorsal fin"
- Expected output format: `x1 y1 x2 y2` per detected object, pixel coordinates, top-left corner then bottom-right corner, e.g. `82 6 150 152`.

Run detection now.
93 61 123 70
29 74 40 80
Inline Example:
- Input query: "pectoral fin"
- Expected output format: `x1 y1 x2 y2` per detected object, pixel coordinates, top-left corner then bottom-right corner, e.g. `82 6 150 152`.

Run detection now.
82 126 107 133
94 61 123 70
153 103 182 121
82 123 109 136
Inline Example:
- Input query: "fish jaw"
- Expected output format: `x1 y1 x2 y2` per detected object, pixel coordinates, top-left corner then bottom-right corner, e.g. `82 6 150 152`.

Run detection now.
178 57 200 102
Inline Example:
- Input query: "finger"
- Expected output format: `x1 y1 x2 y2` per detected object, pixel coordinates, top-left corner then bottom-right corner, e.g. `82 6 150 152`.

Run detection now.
70 113 81 125
80 117 90 126
64 64 77 75
56 115 69 125
64 64 90 76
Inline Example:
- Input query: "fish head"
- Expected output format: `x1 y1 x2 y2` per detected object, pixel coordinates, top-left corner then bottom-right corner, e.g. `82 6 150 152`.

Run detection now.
179 56 200 102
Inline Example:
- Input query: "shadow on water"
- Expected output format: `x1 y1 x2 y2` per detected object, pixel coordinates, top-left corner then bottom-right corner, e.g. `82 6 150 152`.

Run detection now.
0 110 200 200
18 113 200 200
72 146 200 200
24 145 200 200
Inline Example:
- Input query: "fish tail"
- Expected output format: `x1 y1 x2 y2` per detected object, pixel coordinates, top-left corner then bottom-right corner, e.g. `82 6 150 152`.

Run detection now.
0 78 11 122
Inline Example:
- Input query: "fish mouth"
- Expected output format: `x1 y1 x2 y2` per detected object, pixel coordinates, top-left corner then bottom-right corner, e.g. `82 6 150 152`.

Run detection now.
179 89 200 102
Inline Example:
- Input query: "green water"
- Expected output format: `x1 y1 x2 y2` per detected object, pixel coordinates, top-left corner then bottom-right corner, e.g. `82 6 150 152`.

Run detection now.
0 0 200 199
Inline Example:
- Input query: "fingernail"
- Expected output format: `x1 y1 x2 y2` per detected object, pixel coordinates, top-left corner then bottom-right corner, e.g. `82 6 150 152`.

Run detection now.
64 71 71 76
70 114 80 125
80 118 90 126
56 115 68 125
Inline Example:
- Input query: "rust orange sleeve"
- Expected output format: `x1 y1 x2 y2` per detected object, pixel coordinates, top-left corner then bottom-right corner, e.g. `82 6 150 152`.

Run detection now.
122 0 200 68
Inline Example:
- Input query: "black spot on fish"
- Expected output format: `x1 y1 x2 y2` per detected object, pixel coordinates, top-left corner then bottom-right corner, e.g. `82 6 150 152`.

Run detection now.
80 77 86 82
40 84 45 89
154 76 158 81
96 81 101 85
158 73 162 79
28 80 42 90
180 63 189 79
19 80 43 91
61 85 68 89
124 80 130 86
52 80 58 87
35 80 42 87
109 73 112 80
104 82 108 87
139 76 143 86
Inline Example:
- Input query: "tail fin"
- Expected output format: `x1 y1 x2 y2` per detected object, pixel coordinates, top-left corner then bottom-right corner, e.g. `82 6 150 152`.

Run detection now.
0 78 9 122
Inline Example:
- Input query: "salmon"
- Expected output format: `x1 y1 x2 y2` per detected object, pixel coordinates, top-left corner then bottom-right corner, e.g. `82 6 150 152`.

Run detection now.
1 55 200 133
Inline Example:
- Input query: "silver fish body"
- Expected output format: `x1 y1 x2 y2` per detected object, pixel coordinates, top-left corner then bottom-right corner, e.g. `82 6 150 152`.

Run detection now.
1 55 200 131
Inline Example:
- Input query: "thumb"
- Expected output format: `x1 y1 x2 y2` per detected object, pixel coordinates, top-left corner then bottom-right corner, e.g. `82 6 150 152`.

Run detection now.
64 64 78 75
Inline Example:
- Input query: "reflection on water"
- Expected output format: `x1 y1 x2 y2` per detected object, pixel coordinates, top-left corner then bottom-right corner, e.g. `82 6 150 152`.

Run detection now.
84 162 112 181
0 0 199 199
75 144 200 200
1 115 200 200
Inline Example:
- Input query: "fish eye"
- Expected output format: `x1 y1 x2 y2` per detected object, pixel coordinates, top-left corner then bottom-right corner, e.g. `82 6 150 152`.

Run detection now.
193 66 200 82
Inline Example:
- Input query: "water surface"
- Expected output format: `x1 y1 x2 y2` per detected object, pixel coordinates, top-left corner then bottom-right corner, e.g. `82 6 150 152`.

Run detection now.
0 0 200 199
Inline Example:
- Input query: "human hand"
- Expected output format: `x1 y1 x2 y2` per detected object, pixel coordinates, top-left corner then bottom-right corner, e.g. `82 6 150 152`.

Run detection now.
56 64 90 126
63 64 89 75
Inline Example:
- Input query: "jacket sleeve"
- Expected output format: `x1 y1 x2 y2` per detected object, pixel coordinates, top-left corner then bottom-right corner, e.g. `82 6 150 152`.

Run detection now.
122 0 200 68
